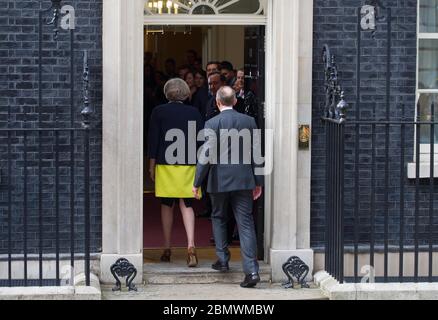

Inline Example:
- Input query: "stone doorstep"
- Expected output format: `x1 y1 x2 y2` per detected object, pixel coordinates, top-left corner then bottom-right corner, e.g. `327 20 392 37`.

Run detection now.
143 262 272 285
314 271 438 300
101 283 327 301
101 264 327 300
0 274 102 300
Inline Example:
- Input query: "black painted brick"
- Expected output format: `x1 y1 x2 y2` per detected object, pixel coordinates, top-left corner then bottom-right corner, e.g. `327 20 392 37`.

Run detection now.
311 0 434 249
0 0 102 255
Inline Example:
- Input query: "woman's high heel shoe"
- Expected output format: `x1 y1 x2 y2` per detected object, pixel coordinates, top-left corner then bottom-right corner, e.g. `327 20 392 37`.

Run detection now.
187 247 198 268
160 249 171 262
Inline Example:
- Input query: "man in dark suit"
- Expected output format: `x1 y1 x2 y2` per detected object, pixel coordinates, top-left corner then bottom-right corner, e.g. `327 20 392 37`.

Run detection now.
193 64 225 122
193 71 227 220
220 61 237 87
193 86 263 288
203 71 239 246
205 72 226 121
192 85 209 121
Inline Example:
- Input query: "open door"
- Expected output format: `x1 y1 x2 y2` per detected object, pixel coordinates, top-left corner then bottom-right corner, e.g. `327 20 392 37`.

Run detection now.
244 26 266 260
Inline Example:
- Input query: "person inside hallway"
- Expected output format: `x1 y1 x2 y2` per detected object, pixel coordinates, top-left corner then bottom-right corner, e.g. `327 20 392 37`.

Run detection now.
206 61 221 78
193 58 203 73
191 69 209 118
233 68 259 125
178 65 191 80
184 71 198 104
148 78 204 268
234 69 245 98
154 71 168 106
205 71 227 120
193 71 227 221
164 58 177 79
191 65 223 220
220 61 237 87
186 49 198 69
193 86 263 288
194 70 207 90
192 61 222 119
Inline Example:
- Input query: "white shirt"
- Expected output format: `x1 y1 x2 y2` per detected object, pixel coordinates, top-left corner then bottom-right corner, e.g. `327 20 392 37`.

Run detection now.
221 106 234 112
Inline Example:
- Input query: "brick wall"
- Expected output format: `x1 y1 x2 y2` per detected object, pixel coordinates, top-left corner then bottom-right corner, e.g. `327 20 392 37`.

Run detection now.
311 0 424 249
0 0 102 255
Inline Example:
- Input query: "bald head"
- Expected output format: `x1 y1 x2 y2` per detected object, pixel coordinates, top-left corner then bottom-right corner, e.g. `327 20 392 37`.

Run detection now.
216 86 237 109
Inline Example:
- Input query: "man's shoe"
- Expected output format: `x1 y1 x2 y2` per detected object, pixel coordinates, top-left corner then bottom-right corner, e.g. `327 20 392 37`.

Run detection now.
212 260 229 272
240 273 261 288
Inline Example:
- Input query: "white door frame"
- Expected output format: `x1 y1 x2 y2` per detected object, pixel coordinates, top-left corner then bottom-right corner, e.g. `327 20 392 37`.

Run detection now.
144 2 274 264
101 0 314 284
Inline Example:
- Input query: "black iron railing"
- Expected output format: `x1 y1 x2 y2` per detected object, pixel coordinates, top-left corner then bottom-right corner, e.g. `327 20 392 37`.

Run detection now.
0 0 93 287
322 5 438 284
322 45 347 284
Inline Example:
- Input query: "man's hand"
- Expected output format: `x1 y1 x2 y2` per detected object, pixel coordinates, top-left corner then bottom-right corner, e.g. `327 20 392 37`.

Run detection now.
149 169 155 182
253 186 263 201
193 187 201 200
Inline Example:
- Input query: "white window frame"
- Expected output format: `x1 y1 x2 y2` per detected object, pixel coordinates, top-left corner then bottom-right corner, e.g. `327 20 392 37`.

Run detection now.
409 0 438 178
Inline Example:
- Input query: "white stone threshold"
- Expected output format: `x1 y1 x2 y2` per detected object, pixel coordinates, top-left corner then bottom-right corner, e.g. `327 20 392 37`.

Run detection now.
0 274 101 300
102 283 326 301
143 261 272 285
314 271 438 300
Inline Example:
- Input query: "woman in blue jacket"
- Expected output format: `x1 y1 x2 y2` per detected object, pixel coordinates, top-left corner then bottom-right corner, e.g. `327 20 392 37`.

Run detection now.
148 78 204 268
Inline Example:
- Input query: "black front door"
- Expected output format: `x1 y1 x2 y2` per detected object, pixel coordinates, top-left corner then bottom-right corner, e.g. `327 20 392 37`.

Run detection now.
244 26 266 260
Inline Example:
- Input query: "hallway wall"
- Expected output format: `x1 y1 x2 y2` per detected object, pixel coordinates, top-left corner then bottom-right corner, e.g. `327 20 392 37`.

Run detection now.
209 26 245 69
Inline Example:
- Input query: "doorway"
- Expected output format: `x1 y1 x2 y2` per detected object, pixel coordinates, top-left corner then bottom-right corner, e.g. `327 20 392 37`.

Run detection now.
142 24 266 261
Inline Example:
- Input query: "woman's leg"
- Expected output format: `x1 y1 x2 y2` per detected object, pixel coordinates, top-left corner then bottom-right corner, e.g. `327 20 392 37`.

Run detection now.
161 201 175 249
179 199 196 248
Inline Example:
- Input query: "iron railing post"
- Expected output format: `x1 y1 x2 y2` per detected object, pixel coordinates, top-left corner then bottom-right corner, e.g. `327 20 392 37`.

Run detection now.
81 51 93 287
322 45 347 283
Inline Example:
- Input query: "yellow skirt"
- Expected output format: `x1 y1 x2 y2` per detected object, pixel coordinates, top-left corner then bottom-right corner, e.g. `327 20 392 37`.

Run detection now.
155 165 201 199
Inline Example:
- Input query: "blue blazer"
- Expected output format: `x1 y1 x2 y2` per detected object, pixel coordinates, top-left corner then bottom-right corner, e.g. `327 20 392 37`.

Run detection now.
148 102 204 165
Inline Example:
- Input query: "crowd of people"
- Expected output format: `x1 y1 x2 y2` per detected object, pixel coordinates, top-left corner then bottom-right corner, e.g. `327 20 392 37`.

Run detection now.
146 50 263 288
144 50 259 131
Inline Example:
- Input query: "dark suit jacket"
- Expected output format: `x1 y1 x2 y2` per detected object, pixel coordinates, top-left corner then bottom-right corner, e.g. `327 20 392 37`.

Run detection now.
148 102 204 165
194 109 264 193
192 86 210 120
207 96 247 122
205 96 220 121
